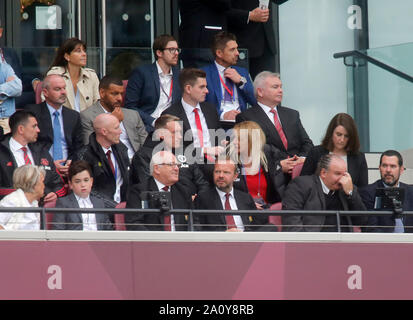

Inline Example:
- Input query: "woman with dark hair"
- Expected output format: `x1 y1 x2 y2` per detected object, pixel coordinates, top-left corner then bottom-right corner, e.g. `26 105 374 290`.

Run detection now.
47 37 100 112
301 113 368 187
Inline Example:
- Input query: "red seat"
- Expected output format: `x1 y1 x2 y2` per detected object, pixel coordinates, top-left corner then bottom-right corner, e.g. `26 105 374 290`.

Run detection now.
35 81 43 104
292 162 304 179
269 202 282 232
114 201 127 231
43 199 57 230
121 80 128 107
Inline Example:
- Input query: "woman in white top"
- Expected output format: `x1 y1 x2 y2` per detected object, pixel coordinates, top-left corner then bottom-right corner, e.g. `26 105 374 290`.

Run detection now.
0 165 45 230
47 37 100 112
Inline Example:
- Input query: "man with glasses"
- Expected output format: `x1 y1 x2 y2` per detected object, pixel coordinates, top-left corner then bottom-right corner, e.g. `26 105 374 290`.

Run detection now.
125 150 194 231
124 34 181 132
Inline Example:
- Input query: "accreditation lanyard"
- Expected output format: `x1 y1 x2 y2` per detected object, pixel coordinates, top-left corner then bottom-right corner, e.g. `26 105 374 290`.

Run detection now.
218 73 235 101
160 78 173 102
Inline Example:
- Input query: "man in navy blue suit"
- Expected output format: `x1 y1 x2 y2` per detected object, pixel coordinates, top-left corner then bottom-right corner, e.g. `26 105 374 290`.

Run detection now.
359 150 413 233
201 31 256 121
124 34 181 132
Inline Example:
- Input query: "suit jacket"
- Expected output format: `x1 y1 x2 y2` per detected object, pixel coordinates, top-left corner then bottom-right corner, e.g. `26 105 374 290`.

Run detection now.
359 180 413 233
25 102 83 159
301 145 368 188
73 133 130 203
178 0 231 49
79 101 147 152
125 178 193 231
282 175 366 232
52 192 113 230
201 63 256 116
227 0 288 58
194 187 272 231
124 63 181 131
236 104 313 159
0 135 66 199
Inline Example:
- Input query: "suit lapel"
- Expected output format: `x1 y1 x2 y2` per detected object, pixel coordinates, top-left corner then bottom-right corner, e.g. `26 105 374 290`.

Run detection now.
61 107 72 148
67 193 83 225
39 103 54 143
277 106 290 145
211 64 223 104
233 189 251 226
254 105 285 151
314 176 326 210
151 63 160 103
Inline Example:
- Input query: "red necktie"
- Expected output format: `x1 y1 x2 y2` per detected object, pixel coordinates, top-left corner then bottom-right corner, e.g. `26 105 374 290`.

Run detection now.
224 193 237 230
162 186 171 231
106 150 115 176
193 108 204 148
21 147 32 165
270 109 288 150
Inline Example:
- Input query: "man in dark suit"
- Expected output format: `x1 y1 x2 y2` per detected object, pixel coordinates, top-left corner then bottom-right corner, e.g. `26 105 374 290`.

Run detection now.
74 113 129 205
359 150 413 233
178 0 231 68
236 71 313 173
80 75 147 162
25 74 83 177
162 68 224 163
53 160 112 230
125 151 193 231
0 110 66 201
124 34 181 132
195 159 272 231
227 0 289 78
201 31 256 121
282 154 366 232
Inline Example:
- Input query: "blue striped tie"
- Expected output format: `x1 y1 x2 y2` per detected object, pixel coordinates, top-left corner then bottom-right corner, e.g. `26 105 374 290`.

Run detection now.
53 111 63 160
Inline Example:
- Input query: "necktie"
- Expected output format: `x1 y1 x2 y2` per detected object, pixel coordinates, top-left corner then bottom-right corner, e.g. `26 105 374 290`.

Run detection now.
162 186 171 231
224 193 237 230
106 150 115 176
224 77 233 102
193 108 204 148
21 147 32 165
270 109 288 150
53 111 63 160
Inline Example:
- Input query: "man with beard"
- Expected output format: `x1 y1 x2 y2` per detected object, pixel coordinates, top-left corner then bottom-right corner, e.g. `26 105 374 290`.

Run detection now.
25 75 83 177
359 150 413 233
80 75 147 162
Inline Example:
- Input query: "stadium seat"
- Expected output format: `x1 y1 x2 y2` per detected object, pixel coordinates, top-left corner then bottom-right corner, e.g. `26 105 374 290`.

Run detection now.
269 202 282 232
43 199 57 230
35 81 43 104
114 201 127 231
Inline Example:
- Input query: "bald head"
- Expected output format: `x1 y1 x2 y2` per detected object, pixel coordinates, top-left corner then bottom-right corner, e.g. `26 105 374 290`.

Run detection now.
93 113 121 148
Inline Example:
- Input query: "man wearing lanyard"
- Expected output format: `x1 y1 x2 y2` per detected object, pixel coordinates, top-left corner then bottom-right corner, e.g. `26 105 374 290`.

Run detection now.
124 34 181 132
201 31 256 121
0 18 22 134
74 113 129 205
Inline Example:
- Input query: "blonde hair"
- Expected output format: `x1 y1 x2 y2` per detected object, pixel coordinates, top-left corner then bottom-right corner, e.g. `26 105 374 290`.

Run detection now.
13 165 45 193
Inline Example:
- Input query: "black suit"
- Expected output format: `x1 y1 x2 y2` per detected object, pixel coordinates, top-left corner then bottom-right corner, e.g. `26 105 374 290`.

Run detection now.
194 187 273 231
125 178 193 231
52 192 113 230
25 102 83 159
282 175 366 232
236 104 313 159
73 133 130 203
359 180 413 233
301 145 368 188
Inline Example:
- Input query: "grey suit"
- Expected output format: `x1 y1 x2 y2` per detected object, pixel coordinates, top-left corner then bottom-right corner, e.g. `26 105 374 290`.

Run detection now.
52 192 113 230
80 101 147 152
282 175 366 232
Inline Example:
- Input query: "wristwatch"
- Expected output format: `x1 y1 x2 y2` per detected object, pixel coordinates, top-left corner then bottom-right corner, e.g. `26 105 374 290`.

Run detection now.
347 190 353 198
238 76 247 87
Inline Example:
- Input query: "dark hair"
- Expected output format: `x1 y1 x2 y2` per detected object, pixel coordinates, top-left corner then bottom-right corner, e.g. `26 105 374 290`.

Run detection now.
9 110 36 135
321 113 360 154
68 160 93 181
154 114 180 130
316 154 344 176
179 68 206 92
152 34 177 60
211 31 237 57
49 37 87 71
99 74 123 90
380 150 403 167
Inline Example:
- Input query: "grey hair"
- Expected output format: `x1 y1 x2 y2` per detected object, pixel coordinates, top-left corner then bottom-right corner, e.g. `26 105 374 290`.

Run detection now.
253 71 280 98
149 151 175 175
41 74 64 90
13 165 46 193
316 154 344 176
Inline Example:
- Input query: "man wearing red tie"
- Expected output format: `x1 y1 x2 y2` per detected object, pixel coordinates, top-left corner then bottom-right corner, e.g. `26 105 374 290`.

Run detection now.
125 150 193 231
236 71 313 174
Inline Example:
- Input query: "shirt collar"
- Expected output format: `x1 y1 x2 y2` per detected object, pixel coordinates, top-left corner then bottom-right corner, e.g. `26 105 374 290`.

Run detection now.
46 103 62 117
382 181 400 188
215 186 235 199
156 61 173 76
319 177 331 195
74 193 92 202
257 102 278 114
181 97 201 112
101 145 113 155
214 61 226 74
10 137 26 153
154 178 168 191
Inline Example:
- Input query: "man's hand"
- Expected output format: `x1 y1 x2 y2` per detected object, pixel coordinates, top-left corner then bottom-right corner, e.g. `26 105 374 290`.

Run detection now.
224 68 242 85
43 192 58 203
255 202 264 210
338 172 354 195
280 158 296 174
112 107 124 122
226 228 242 232
6 76 15 82
249 8 270 23
223 110 241 121
54 159 70 176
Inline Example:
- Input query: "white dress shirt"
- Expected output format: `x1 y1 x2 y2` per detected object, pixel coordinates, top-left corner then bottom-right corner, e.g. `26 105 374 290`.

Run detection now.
215 187 245 231
101 145 123 203
151 61 173 123
74 194 98 231
181 98 211 148
257 102 283 127
9 137 35 167
215 61 240 120
154 179 175 232
46 103 68 160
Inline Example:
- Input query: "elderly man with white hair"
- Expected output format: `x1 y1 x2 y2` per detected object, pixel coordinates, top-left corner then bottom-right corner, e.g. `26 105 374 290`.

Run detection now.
125 150 193 231
0 165 45 230
74 113 130 205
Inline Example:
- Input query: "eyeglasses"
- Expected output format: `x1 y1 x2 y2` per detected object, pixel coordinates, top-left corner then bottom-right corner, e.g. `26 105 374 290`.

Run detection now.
160 163 182 168
163 47 181 54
